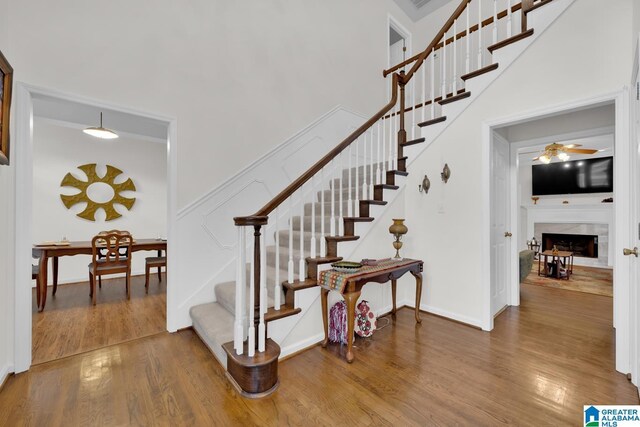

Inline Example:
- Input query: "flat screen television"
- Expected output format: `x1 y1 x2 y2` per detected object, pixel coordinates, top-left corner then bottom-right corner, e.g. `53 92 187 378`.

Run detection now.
531 156 613 196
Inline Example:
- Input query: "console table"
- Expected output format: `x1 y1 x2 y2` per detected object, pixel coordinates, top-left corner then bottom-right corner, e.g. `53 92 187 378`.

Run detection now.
319 258 423 363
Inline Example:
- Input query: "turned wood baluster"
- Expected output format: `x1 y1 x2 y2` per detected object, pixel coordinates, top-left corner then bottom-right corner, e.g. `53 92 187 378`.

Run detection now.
347 145 353 217
288 197 294 283
368 130 374 197
362 131 368 199
397 72 407 171
310 176 317 259
466 6 470 73
320 167 326 256
492 0 498 44
355 137 359 213
453 19 458 94
248 228 256 356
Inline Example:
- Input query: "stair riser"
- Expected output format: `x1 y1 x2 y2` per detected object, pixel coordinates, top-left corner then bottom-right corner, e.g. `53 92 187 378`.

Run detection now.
319 188 378 203
291 215 341 232
276 230 322 253
303 201 351 216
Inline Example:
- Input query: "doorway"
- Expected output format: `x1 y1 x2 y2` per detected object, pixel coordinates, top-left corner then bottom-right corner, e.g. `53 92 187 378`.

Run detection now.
388 15 412 97
12 84 177 372
483 92 632 377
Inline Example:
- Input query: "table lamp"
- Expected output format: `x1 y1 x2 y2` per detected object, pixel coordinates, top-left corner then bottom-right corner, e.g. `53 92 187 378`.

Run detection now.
389 219 408 259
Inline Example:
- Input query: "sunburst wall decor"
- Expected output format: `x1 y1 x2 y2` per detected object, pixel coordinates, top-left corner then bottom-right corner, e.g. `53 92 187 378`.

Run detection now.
60 163 136 221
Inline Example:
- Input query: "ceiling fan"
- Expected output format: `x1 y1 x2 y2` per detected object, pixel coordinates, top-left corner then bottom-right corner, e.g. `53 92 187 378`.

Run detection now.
533 143 598 164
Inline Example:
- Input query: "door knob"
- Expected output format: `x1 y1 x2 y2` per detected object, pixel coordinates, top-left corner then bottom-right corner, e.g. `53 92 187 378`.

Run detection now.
623 247 638 257
504 232 512 237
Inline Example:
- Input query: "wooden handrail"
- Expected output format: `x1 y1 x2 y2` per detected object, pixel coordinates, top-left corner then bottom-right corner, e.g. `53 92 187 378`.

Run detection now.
384 0 471 80
234 73 401 226
384 2 525 77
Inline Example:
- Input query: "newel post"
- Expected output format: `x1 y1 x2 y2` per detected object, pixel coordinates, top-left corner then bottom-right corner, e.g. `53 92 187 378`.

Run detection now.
397 70 407 171
521 0 534 32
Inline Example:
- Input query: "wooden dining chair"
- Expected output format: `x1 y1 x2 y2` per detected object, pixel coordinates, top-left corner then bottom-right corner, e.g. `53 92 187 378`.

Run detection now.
88 230 133 305
96 229 130 289
145 254 166 293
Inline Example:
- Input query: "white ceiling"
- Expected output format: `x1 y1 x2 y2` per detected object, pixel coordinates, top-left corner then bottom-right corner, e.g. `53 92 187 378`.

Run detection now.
32 94 169 144
392 0 454 22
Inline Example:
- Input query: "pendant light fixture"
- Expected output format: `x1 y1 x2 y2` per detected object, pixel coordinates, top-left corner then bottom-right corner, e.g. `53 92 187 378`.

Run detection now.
83 112 118 140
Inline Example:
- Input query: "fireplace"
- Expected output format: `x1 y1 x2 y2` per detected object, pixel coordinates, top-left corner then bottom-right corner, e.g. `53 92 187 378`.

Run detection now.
541 233 598 258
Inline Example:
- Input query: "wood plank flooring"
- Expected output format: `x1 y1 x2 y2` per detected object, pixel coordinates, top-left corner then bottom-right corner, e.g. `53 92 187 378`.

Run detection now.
32 274 166 365
2 282 637 426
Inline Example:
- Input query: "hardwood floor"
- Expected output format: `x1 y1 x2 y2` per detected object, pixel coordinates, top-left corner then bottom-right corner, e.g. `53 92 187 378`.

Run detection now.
1 282 636 426
32 274 166 365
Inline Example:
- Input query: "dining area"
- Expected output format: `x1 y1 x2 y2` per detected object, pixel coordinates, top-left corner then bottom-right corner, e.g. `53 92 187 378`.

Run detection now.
31 230 169 365
32 231 167 311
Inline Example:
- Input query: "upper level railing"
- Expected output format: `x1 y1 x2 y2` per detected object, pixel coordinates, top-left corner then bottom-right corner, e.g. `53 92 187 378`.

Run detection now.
231 0 549 358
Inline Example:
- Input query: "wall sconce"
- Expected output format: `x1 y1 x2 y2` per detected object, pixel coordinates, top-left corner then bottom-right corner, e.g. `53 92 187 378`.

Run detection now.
441 163 451 183
418 175 430 193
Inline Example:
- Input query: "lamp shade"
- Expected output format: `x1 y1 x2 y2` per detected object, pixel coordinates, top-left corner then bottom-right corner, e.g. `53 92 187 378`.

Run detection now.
83 112 118 140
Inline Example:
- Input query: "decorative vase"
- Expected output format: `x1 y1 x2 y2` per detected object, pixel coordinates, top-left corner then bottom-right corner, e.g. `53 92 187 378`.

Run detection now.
389 219 408 259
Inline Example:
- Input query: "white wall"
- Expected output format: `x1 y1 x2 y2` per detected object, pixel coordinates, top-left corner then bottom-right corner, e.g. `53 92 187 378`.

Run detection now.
404 0 633 326
32 120 167 284
0 0 14 382
6 0 414 210
2 0 419 357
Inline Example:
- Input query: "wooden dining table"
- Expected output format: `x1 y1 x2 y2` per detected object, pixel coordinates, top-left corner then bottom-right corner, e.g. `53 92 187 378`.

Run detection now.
32 238 167 312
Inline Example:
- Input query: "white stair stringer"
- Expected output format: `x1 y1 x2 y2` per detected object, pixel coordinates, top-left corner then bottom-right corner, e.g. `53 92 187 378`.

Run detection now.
404 0 576 163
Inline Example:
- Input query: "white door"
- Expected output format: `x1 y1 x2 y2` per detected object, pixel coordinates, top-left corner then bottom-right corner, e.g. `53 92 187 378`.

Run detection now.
630 63 640 386
491 135 511 316
389 40 405 69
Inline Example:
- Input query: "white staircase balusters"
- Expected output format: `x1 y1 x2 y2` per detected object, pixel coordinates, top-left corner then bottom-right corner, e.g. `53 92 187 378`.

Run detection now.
453 19 458 94
362 131 368 200
258 225 266 352
247 234 255 357
441 28 447 99
421 61 426 123
339 151 345 236
493 0 498 43
310 176 317 259
298 187 305 281
507 0 513 37
330 158 336 236
389 112 395 171
376 121 382 185
466 6 471 74
274 207 281 310
320 167 326 256
287 197 294 283
234 226 246 354
355 136 360 211
369 130 375 196
347 145 353 217
411 78 416 140
381 117 387 178
431 48 436 119
478 0 483 69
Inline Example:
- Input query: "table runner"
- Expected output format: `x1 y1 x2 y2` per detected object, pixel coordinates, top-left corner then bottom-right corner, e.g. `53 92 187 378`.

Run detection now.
319 258 417 293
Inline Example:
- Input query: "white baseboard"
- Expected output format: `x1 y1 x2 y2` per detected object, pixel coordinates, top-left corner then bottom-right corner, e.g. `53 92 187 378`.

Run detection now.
279 332 325 359
0 364 13 390
394 298 483 329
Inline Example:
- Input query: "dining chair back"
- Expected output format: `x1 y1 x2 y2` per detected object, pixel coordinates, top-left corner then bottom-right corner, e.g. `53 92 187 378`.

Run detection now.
88 230 133 305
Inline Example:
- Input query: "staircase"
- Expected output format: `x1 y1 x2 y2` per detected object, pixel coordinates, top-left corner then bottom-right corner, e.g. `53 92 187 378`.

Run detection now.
190 0 566 398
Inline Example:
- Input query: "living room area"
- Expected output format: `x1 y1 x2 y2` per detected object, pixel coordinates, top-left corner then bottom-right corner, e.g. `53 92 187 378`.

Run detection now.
510 103 615 298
